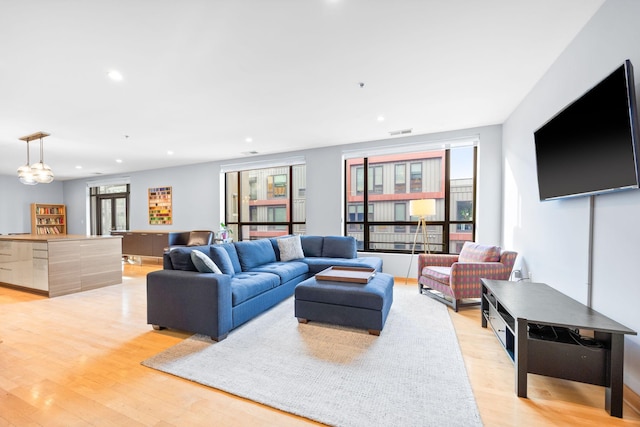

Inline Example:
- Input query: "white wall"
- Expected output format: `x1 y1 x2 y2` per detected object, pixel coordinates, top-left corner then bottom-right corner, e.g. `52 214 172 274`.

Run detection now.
0 175 64 234
502 0 640 394
64 162 220 234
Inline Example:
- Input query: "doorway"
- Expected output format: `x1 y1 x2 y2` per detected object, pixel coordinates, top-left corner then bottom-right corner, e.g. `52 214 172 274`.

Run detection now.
90 184 130 235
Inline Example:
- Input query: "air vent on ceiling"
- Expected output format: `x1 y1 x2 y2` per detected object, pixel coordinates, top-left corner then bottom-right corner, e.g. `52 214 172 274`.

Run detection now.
389 128 413 136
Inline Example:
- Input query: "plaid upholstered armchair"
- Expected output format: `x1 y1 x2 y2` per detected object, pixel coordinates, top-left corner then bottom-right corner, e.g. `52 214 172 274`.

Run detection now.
418 242 517 311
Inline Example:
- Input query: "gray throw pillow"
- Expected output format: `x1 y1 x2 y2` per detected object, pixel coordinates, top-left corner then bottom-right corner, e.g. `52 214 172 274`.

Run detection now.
191 249 222 274
277 235 305 261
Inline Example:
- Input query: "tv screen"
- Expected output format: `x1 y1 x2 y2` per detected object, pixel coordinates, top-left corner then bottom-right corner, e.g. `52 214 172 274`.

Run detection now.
534 60 640 201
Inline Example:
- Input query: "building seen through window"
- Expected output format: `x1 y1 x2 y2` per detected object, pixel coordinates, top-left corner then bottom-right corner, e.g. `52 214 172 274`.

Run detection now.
345 146 476 253
225 165 306 240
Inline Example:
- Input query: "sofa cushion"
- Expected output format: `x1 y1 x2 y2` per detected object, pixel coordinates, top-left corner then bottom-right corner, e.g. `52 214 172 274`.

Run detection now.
458 242 501 263
191 249 222 274
210 245 237 275
250 261 309 283
168 246 206 271
269 235 293 260
300 235 323 257
421 266 451 285
322 236 357 258
277 235 305 261
216 243 242 273
230 272 280 306
234 239 277 271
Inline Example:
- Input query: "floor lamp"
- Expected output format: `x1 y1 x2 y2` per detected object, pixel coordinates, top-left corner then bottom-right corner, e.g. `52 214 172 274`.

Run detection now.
406 199 436 286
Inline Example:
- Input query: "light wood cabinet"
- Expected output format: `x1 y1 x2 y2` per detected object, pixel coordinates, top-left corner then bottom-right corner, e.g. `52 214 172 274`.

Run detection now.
31 203 67 235
0 236 122 297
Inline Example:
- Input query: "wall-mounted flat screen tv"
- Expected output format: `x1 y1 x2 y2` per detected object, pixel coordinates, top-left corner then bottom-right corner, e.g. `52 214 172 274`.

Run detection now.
534 59 640 201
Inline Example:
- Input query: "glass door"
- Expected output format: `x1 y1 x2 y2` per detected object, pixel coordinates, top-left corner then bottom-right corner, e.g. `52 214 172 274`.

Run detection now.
91 184 130 235
99 197 128 235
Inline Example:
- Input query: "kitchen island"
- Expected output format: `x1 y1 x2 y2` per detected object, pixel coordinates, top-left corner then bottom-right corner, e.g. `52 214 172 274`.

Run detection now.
0 234 122 297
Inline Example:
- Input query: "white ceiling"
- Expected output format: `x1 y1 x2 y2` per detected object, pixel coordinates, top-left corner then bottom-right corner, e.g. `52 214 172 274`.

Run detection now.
0 0 604 181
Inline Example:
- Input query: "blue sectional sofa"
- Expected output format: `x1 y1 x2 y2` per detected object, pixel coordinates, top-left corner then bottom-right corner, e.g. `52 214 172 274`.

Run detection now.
146 235 383 341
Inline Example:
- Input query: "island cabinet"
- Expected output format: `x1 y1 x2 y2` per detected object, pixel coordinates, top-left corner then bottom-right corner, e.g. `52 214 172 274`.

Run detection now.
0 235 122 297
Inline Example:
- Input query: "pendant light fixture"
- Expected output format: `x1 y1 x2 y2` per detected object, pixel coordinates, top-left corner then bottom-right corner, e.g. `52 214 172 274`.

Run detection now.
17 138 37 185
18 132 54 184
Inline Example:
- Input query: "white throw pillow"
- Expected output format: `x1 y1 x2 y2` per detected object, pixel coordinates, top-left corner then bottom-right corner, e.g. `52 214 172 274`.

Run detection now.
191 249 223 274
278 235 305 262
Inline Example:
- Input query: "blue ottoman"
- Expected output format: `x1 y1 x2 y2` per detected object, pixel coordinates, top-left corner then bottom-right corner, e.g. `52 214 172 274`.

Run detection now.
294 272 394 335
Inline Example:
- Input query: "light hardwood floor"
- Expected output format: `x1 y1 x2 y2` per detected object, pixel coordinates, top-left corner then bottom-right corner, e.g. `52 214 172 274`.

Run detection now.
0 264 638 426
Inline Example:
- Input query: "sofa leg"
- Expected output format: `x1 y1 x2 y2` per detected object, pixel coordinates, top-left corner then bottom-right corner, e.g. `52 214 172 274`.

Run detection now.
212 333 228 342
152 324 165 330
297 318 308 324
368 329 381 336
418 283 423 294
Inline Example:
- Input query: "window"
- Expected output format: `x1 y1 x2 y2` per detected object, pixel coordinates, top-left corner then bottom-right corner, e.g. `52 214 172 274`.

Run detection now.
225 164 306 240
369 165 383 194
410 163 422 192
456 201 473 231
394 164 406 193
268 174 287 198
267 206 287 222
249 177 257 200
345 146 476 253
394 203 406 233
355 167 364 195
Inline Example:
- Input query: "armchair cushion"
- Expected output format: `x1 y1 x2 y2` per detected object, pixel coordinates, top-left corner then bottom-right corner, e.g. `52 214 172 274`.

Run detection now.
458 242 501 263
187 230 213 246
421 266 451 284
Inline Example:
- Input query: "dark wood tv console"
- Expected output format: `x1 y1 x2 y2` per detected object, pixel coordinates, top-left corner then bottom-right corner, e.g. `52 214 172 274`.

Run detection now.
481 279 636 418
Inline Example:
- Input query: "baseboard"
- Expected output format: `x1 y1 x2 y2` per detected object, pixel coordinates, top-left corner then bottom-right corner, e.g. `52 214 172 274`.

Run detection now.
625 384 640 415
397 277 417 286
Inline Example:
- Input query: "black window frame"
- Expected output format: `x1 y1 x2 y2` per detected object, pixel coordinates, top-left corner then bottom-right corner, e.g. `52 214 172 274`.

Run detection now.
344 147 477 254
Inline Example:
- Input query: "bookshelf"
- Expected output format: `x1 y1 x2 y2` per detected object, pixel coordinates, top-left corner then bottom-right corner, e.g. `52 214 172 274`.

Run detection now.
31 203 67 235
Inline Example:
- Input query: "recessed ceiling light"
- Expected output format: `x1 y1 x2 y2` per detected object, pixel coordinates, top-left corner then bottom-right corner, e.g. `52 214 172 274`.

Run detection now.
75 165 82 169
245 137 253 143
107 70 123 81
377 115 385 122
167 150 174 155
115 159 123 163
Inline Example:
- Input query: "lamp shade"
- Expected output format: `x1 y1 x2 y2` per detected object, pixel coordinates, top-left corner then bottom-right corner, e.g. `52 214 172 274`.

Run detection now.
409 199 436 217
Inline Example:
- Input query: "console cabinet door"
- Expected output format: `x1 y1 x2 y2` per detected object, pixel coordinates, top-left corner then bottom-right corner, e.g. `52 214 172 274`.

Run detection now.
152 233 169 257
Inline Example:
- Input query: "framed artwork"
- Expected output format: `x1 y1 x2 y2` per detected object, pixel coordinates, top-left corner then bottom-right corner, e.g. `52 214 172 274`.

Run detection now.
148 186 172 225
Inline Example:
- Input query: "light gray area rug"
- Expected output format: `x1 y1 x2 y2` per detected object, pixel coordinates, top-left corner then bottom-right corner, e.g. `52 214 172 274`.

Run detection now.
142 285 482 427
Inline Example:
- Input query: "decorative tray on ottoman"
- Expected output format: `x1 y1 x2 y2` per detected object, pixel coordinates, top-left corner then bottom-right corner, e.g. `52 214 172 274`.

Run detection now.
315 266 376 284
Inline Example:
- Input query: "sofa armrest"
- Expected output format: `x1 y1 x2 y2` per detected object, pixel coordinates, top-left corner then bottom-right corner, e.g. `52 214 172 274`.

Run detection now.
418 254 459 275
146 270 233 341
